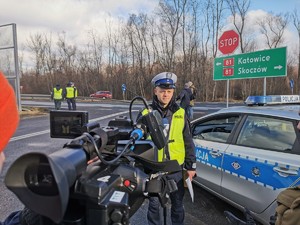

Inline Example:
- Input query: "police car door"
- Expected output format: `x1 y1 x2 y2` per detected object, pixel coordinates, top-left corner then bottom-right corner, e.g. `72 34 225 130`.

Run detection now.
221 114 300 215
192 114 241 195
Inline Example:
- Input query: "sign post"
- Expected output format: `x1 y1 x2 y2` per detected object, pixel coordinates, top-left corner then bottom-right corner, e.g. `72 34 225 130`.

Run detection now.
290 79 294 94
218 29 240 107
0 23 22 111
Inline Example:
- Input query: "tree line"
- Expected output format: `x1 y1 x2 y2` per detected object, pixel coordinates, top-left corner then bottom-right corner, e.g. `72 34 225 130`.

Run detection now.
16 0 300 101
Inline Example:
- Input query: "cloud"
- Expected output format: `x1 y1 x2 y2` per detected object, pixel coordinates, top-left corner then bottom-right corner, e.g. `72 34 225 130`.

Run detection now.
1 1 298 68
221 9 298 56
0 0 157 47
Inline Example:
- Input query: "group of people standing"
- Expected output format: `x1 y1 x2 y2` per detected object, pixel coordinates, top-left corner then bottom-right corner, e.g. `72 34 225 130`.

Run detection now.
51 79 198 118
51 82 78 110
176 81 197 120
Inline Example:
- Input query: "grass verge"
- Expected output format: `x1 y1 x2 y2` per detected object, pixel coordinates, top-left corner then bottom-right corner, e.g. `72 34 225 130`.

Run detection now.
20 107 49 118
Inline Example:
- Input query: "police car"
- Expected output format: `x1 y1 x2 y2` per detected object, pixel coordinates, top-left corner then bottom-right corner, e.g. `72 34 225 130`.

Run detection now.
191 95 300 225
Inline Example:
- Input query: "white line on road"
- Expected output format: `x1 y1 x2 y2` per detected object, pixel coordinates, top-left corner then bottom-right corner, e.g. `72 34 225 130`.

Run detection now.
10 111 133 142
10 130 50 141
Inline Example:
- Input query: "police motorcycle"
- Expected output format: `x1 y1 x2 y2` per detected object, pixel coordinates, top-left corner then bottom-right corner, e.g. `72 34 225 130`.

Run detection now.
5 96 181 225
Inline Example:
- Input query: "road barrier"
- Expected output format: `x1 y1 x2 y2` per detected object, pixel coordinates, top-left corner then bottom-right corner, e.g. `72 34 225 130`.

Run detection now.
20 94 127 102
21 94 107 101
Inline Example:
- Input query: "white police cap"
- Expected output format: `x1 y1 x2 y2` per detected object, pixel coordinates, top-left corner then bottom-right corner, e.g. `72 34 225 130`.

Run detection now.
151 72 177 89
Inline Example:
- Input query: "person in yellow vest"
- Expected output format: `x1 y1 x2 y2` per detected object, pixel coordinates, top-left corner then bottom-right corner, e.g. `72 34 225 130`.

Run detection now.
51 84 63 110
142 72 196 225
64 82 78 110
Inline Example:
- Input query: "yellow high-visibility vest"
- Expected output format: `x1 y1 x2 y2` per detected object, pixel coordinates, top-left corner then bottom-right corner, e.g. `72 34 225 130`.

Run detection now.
65 87 77 98
53 88 63 100
142 108 185 165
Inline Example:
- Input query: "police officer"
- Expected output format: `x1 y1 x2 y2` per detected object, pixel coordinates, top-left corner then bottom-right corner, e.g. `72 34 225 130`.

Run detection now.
188 81 197 120
51 84 63 110
143 72 196 225
64 82 77 110
176 82 193 120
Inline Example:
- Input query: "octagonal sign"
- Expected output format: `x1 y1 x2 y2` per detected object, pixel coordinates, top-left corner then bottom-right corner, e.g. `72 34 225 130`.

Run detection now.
218 30 239 55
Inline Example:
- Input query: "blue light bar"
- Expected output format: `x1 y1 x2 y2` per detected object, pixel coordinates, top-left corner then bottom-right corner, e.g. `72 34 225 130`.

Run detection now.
245 95 300 106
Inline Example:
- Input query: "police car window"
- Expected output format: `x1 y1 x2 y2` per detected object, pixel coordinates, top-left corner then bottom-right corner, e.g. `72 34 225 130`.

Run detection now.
192 115 240 143
236 115 296 151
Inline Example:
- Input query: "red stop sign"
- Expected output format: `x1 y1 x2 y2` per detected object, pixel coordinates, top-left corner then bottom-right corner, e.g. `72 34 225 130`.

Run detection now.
218 30 239 54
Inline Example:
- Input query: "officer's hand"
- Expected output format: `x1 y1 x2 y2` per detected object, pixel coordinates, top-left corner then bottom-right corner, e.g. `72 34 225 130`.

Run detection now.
20 208 40 225
187 170 196 181
20 208 55 225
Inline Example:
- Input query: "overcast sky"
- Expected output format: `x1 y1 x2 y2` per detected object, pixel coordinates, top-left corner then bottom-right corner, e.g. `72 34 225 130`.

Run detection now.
0 0 157 47
0 0 299 62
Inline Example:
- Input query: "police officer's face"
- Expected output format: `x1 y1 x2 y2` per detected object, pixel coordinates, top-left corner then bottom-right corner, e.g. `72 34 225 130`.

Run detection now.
154 87 174 107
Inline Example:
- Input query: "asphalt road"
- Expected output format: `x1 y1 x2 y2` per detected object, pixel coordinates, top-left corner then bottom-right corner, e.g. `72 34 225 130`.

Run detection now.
0 100 244 225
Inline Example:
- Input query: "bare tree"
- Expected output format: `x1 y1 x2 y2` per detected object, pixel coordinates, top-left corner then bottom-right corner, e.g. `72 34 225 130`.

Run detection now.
257 12 289 49
27 33 46 76
75 30 104 96
225 0 250 53
104 16 124 92
155 0 187 71
89 30 103 75
256 12 289 94
57 32 77 79
226 0 259 100
19 0 298 101
292 9 300 83
126 13 152 97
201 0 226 101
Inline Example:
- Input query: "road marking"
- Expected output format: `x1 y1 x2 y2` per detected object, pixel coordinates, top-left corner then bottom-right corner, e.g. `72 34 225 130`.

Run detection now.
10 130 50 141
10 111 133 142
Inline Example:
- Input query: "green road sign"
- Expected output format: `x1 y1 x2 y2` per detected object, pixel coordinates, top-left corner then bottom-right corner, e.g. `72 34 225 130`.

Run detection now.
213 47 287 80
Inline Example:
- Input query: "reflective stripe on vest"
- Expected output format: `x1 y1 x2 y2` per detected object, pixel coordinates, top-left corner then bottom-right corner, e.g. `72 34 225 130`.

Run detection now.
53 88 63 100
141 108 185 165
65 87 77 98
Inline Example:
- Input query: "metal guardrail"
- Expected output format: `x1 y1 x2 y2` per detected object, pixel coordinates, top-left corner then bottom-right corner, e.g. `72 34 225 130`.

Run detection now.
20 94 124 102
21 94 51 100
